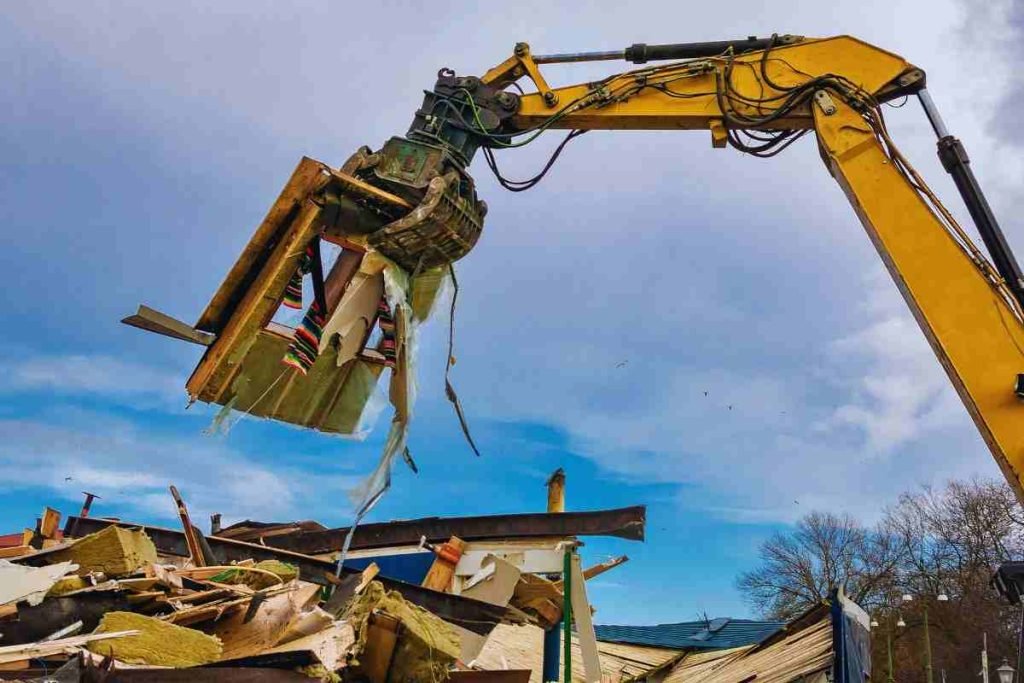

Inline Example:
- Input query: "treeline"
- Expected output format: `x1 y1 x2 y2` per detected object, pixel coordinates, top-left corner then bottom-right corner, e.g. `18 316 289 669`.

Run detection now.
737 479 1023 683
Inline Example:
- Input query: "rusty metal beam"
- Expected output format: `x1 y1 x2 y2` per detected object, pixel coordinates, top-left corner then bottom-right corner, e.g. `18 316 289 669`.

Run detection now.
260 505 646 555
62 516 507 635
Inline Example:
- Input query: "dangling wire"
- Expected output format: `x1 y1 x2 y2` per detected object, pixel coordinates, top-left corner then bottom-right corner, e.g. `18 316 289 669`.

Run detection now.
444 263 481 456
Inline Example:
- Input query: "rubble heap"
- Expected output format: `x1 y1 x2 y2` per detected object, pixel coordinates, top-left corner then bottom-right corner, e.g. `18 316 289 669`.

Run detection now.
0 487 645 682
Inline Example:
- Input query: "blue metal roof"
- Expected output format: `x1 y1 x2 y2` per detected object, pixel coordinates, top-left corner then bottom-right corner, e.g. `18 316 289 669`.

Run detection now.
594 618 785 651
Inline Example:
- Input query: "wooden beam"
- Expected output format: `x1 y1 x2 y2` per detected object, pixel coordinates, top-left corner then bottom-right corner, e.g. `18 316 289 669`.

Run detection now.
194 157 327 334
121 305 216 346
258 506 647 555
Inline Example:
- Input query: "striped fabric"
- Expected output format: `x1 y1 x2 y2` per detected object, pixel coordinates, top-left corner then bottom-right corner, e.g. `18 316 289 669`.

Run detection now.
377 297 397 368
282 245 316 310
282 300 326 375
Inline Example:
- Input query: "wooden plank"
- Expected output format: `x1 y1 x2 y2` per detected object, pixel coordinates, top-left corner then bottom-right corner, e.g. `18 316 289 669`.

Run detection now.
327 169 413 211
569 553 601 683
552 555 628 591
0 546 33 559
356 562 380 593
40 508 61 539
195 157 328 334
421 536 466 592
361 612 401 683
162 597 246 626
510 574 562 629
122 305 216 346
187 197 324 402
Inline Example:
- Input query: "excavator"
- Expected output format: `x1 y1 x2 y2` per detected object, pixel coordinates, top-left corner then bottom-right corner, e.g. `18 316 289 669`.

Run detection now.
127 35 1024 568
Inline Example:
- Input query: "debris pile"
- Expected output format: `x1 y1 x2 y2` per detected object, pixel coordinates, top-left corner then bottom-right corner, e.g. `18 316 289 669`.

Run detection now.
0 483 645 681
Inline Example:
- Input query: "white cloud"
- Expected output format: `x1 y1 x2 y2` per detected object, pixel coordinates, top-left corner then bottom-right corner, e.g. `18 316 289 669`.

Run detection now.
1 354 184 406
821 271 963 453
0 412 358 525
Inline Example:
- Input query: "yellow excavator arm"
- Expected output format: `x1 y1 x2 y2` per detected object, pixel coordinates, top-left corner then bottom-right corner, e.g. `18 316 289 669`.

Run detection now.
408 35 1024 500
130 34 1024 505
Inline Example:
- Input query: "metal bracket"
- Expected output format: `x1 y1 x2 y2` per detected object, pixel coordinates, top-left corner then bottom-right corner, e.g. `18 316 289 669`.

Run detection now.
709 120 728 148
481 42 558 107
813 90 837 116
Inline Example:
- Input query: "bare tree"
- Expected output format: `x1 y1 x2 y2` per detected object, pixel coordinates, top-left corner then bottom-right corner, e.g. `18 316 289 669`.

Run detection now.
736 511 900 619
880 479 1023 683
736 478 1024 683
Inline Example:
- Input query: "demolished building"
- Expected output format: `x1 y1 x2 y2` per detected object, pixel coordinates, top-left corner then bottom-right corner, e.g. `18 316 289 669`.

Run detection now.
0 480 647 681
0 480 870 683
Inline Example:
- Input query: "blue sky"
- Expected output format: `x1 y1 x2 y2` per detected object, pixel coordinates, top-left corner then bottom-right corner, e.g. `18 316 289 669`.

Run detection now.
2 1 1022 624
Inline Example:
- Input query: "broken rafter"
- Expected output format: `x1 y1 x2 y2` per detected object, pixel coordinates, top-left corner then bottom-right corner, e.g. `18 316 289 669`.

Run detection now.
552 555 629 591
257 506 646 555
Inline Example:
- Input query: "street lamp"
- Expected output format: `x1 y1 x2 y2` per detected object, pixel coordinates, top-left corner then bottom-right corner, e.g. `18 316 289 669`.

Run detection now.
996 659 1015 683
872 612 900 683
899 590 949 683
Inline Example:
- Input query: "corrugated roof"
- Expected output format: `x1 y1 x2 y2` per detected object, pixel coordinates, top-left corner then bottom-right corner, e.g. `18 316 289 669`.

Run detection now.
594 618 785 651
662 612 833 683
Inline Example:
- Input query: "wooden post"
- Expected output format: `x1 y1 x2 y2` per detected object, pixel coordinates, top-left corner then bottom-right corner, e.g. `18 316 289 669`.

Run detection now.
544 467 566 682
547 468 565 513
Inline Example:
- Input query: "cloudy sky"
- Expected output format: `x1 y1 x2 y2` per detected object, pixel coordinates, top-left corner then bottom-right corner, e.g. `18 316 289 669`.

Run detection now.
2 0 1022 623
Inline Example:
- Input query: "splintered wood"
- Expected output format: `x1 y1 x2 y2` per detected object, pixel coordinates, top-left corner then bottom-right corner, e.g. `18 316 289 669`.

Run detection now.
210 583 321 660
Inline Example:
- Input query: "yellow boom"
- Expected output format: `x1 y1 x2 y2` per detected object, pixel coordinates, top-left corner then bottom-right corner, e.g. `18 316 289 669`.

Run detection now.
462 35 1024 499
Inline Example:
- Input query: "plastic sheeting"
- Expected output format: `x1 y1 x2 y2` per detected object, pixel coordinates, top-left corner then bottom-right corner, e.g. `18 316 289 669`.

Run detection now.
833 588 871 683
334 260 449 574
